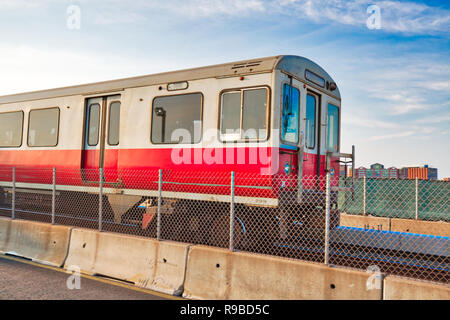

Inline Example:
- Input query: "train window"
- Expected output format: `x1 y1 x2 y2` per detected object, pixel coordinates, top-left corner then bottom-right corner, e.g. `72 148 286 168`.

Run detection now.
327 103 339 152
305 94 316 149
0 111 23 147
87 103 100 146
220 87 268 141
281 84 300 144
220 92 241 137
305 69 325 88
151 93 202 144
28 108 60 147
242 89 268 139
108 101 120 146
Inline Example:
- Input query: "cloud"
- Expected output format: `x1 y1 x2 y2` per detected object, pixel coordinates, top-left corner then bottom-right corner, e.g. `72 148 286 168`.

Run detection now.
390 103 430 115
368 130 414 141
414 115 450 124
277 0 450 34
344 54 450 116
343 114 401 129
0 44 179 95
421 81 450 91
0 0 55 10
375 0 450 34
51 0 450 35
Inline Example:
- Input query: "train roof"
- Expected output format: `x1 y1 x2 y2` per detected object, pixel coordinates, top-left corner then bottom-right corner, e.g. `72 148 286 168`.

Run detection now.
0 55 340 104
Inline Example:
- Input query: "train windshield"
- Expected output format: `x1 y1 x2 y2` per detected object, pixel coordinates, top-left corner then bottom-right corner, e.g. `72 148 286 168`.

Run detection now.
281 84 299 144
327 103 339 152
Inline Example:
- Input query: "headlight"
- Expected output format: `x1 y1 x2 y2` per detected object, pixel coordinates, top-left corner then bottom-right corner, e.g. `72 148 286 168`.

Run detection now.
284 162 291 175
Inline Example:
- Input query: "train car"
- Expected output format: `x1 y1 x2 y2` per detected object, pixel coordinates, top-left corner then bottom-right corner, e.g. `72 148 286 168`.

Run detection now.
0 55 354 245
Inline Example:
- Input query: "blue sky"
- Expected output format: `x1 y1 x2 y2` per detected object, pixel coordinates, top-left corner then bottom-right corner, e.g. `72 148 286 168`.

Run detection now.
0 0 449 177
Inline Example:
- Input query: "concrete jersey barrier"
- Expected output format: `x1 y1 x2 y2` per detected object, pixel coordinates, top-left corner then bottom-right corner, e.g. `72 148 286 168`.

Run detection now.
0 217 71 267
183 245 383 300
0 218 11 252
383 276 450 300
64 228 189 295
340 213 450 237
2 217 448 300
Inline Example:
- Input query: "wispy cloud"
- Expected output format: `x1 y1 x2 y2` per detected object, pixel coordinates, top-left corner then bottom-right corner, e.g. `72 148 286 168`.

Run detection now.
345 54 450 116
368 130 415 141
44 0 450 35
0 44 178 94
343 114 401 129
0 0 55 10
275 0 450 34
414 115 450 124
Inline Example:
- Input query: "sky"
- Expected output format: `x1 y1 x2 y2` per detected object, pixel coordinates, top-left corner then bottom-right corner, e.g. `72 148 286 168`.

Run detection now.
0 0 449 177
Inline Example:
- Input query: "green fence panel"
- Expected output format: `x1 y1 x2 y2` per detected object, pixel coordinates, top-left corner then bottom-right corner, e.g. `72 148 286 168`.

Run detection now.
338 178 449 222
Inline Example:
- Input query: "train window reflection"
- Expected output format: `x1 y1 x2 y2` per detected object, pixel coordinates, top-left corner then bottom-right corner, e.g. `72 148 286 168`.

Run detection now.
220 87 268 141
108 101 120 146
28 108 60 147
151 93 202 144
87 103 100 146
0 111 23 147
220 92 241 136
281 84 300 144
242 89 267 139
327 104 339 152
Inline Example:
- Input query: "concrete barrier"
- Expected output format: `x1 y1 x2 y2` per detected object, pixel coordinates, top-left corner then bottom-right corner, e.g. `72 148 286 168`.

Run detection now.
340 213 450 237
384 276 450 300
390 219 450 238
64 228 189 295
340 213 390 231
0 217 11 252
183 246 383 300
0 217 71 267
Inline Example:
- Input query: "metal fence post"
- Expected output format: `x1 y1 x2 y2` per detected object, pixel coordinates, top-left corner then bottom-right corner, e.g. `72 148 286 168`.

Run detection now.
415 178 419 220
229 171 235 252
363 176 367 216
12 167 16 220
52 167 56 225
324 173 331 265
157 169 162 241
99 168 103 232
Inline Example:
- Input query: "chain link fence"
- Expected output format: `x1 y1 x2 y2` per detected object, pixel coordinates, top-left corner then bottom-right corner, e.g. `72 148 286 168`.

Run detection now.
339 177 450 221
0 167 448 284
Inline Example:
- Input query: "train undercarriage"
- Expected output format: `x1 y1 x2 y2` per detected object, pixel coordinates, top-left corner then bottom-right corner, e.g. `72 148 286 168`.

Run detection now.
0 186 339 251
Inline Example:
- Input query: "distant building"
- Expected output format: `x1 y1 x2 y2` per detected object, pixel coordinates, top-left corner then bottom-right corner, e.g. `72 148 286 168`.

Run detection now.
348 164 438 180
354 163 398 179
443 178 450 182
399 165 438 180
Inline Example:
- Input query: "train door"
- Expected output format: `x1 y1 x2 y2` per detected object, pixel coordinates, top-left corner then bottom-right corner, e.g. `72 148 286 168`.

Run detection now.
280 77 302 178
82 95 121 183
326 102 340 178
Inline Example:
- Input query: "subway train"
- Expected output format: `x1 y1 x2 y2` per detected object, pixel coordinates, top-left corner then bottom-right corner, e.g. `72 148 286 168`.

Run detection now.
0 55 354 244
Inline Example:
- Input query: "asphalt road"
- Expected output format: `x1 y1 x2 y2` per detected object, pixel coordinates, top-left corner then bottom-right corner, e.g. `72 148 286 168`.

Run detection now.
0 255 179 300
